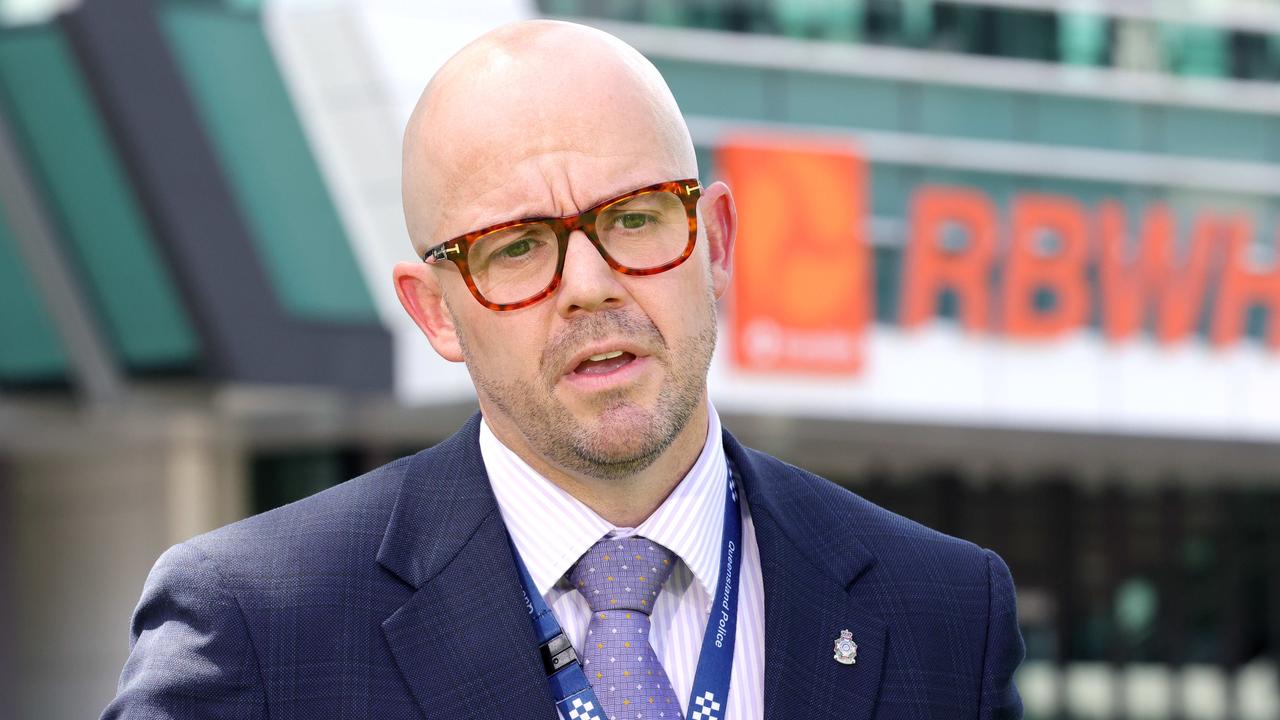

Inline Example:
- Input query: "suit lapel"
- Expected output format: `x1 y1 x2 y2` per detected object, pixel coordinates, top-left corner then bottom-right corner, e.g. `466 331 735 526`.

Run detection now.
726 432 888 720
378 415 557 720
374 417 890 719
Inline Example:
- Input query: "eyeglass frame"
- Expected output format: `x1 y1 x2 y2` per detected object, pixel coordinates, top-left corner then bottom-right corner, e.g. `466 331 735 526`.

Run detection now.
421 178 702 311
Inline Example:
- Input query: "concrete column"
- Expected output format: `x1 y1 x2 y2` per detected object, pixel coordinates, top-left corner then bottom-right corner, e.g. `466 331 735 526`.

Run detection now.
8 413 247 720
0 457 16 720
165 413 249 546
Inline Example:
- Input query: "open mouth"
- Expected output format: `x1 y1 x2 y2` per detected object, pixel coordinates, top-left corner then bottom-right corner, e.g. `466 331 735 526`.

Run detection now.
572 350 637 376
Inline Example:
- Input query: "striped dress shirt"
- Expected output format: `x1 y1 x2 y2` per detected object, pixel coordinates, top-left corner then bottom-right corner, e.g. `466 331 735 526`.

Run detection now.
481 404 765 720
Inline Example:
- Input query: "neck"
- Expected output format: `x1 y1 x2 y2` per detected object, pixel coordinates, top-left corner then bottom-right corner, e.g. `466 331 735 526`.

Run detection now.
483 400 711 527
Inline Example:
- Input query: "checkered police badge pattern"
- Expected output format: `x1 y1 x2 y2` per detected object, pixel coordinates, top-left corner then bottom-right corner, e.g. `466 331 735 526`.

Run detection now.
568 697 602 720
690 691 721 720
571 536 683 720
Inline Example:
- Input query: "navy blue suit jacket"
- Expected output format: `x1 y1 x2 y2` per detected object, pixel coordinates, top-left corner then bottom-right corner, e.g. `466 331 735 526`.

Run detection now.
102 415 1024 719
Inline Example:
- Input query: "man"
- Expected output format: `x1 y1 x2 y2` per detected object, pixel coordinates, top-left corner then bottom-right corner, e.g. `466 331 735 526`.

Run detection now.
103 19 1023 720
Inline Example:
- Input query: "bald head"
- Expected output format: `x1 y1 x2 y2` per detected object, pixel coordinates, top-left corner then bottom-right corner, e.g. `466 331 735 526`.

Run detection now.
401 20 697 255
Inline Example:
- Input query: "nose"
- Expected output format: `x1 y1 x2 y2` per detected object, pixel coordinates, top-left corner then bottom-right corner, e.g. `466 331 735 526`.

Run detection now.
554 229 626 316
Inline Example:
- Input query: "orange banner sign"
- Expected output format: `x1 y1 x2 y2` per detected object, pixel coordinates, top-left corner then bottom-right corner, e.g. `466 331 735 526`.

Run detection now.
718 136 871 374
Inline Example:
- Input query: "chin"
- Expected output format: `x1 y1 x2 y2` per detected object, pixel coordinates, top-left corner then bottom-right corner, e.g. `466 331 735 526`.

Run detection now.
476 347 710 481
581 402 665 454
565 401 680 475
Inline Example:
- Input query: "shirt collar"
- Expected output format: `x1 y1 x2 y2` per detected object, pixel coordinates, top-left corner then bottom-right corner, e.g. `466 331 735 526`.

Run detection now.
482 402 728 600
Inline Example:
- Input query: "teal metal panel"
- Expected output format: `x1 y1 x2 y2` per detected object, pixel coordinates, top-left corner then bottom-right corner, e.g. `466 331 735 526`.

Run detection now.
0 26 199 373
872 244 903 325
919 168 1019 209
656 54 1280 167
1028 178 1137 207
160 2 377 322
1158 106 1275 163
652 58 772 120
696 146 717 183
1031 95 1147 152
870 164 914 218
0 206 67 383
781 73 901 131
915 85 1022 140
1164 188 1271 222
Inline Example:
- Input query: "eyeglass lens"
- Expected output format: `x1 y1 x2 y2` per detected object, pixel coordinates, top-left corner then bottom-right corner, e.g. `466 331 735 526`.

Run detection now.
465 189 689 305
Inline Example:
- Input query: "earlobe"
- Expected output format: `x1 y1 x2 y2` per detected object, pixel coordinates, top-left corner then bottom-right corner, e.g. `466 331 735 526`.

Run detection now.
392 261 464 362
701 181 737 299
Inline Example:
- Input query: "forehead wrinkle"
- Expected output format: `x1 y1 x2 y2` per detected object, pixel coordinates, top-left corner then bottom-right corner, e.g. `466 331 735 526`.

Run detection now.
439 148 682 238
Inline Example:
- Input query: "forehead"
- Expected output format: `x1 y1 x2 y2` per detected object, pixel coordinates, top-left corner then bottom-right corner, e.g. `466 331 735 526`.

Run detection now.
407 33 693 245
431 121 685 244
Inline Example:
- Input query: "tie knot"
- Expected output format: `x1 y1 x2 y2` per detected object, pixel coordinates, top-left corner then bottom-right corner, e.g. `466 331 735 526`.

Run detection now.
569 536 676 614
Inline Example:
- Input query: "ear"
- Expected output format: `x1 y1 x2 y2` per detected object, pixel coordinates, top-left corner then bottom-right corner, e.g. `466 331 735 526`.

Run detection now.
393 261 464 362
699 180 737 300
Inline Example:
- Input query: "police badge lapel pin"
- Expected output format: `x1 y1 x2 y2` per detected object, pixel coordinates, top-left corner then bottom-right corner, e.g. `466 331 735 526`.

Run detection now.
833 629 858 665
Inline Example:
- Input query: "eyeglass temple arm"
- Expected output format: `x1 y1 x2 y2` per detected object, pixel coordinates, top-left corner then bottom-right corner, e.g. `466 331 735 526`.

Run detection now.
424 242 463 264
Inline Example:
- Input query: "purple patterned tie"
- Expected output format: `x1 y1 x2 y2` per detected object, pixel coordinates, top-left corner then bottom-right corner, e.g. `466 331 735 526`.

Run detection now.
570 536 684 720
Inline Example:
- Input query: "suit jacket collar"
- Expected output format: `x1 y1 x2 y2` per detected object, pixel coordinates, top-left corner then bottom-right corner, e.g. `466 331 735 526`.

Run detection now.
377 414 495 589
724 431 888 720
376 414 882 590
378 414 557 720
722 431 877 590
376 414 887 720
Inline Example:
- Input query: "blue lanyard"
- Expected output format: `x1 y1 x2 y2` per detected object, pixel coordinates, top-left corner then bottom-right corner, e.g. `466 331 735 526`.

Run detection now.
509 464 742 720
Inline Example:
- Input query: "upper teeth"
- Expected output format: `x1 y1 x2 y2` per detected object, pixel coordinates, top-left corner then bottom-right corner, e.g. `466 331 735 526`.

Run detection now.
588 350 623 362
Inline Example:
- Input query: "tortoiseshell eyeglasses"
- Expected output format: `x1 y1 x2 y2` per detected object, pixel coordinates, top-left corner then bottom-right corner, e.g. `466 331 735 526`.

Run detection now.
422 179 701 311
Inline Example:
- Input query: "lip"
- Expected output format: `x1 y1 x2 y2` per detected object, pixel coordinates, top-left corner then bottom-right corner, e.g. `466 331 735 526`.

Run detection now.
558 341 654 392
560 341 652 378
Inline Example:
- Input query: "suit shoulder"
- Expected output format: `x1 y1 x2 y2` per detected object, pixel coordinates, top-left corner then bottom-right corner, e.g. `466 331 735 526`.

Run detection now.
741 446 990 581
180 455 414 583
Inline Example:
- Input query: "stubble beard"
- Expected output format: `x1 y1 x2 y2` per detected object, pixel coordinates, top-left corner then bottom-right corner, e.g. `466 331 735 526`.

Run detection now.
459 299 717 482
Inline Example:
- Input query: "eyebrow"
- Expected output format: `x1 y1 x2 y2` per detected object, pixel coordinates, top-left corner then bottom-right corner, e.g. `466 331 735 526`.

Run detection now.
469 181 658 231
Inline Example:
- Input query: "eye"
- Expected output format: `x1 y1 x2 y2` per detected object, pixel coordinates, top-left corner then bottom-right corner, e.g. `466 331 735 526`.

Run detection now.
615 213 651 230
496 237 536 260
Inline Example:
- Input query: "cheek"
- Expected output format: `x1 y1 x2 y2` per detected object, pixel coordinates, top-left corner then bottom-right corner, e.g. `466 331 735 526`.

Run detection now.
457 308 549 379
633 265 717 343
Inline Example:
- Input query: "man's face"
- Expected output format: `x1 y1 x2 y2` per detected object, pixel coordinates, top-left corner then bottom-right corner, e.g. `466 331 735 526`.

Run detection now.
396 28 734 481
442 162 723 480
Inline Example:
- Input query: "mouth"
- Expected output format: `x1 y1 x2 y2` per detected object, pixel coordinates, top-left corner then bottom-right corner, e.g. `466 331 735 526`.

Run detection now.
559 343 651 391
572 349 638 376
